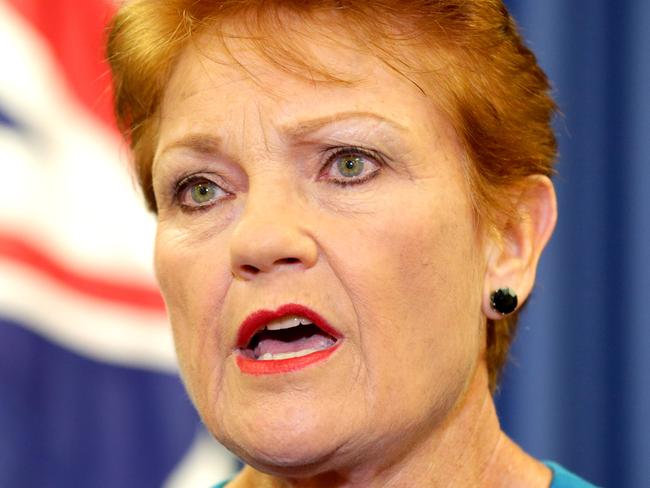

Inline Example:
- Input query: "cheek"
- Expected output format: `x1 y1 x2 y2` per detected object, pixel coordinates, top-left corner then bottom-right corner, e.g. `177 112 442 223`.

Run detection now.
394 214 482 389
340 189 480 324
154 224 232 400
327 185 483 408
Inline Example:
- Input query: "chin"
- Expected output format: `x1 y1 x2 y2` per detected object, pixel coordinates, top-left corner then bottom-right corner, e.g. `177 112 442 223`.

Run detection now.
218 406 348 476
239 442 338 478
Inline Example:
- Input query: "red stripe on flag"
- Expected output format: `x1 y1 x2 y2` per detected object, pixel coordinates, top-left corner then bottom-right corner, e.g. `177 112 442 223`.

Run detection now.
0 232 165 313
7 0 118 130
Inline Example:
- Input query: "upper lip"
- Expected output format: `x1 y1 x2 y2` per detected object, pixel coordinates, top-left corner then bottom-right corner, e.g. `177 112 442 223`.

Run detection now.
236 303 342 349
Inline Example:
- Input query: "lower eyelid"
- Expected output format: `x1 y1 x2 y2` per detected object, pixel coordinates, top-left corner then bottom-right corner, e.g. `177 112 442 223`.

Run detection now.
328 168 381 188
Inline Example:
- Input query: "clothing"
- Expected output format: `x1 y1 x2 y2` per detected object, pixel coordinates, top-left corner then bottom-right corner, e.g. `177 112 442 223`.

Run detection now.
545 461 599 488
212 461 597 487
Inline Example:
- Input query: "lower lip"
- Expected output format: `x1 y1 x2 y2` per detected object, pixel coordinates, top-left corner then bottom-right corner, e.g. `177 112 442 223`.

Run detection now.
236 343 341 375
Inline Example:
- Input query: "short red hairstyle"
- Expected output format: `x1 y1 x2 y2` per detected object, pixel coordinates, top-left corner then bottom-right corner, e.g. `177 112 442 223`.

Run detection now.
107 0 557 391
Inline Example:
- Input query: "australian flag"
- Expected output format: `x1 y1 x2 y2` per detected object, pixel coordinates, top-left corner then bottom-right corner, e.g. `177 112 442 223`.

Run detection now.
0 1 236 486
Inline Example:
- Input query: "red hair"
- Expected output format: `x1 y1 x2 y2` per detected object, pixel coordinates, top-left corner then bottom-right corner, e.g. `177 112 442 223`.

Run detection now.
107 0 557 391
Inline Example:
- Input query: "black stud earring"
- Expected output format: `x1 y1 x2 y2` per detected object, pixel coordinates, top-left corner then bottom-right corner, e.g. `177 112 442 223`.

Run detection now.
490 288 518 315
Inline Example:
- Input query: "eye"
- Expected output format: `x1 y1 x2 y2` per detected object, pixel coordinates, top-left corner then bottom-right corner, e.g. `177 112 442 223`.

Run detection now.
322 147 382 185
176 175 229 210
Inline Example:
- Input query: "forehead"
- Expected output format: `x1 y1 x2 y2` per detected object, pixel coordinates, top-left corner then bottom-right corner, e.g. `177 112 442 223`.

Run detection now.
157 18 460 158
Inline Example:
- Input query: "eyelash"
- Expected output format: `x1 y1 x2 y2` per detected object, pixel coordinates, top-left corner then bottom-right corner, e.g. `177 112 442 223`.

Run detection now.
320 146 384 187
172 146 385 211
174 173 230 212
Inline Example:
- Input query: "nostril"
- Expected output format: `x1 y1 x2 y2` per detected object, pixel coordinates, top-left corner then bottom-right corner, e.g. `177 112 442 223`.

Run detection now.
241 264 260 275
237 258 300 277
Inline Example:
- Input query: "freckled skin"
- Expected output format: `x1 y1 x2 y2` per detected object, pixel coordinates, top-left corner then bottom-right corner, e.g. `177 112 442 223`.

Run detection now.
151 24 554 488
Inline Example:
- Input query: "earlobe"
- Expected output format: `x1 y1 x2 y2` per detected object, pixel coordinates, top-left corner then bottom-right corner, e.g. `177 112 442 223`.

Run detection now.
482 175 557 319
490 287 519 315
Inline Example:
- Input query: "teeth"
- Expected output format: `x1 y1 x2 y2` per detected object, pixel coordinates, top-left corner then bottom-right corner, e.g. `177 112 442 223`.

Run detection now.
258 348 318 361
265 315 312 331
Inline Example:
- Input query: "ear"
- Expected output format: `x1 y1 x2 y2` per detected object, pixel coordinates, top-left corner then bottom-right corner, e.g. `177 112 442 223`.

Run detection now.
482 175 557 319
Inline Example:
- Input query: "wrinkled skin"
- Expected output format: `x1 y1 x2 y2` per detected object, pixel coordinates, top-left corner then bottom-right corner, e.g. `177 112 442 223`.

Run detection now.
151 23 555 488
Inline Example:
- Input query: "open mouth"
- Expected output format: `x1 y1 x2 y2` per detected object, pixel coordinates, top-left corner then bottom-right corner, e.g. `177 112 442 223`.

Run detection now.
240 315 338 361
235 304 342 374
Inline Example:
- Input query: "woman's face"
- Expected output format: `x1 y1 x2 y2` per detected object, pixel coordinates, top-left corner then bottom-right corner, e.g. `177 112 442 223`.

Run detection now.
153 26 488 474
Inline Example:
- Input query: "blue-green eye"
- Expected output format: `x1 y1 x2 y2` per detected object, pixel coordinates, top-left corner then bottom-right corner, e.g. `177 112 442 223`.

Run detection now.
177 177 227 209
325 148 381 184
336 155 365 178
190 182 217 203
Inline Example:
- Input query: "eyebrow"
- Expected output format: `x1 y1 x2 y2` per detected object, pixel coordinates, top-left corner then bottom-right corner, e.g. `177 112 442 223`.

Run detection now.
280 111 409 138
156 111 408 160
158 133 223 158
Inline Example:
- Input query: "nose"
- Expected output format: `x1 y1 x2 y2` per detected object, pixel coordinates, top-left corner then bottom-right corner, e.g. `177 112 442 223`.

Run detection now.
229 188 319 280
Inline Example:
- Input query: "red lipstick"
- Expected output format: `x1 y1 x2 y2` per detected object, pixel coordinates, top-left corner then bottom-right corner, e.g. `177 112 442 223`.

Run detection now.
235 303 342 375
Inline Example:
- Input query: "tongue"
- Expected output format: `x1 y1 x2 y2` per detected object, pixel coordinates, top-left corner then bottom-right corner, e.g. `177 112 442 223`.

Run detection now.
254 334 335 357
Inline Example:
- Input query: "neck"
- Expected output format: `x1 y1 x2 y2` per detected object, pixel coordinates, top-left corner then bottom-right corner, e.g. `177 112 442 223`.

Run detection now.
231 366 551 488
